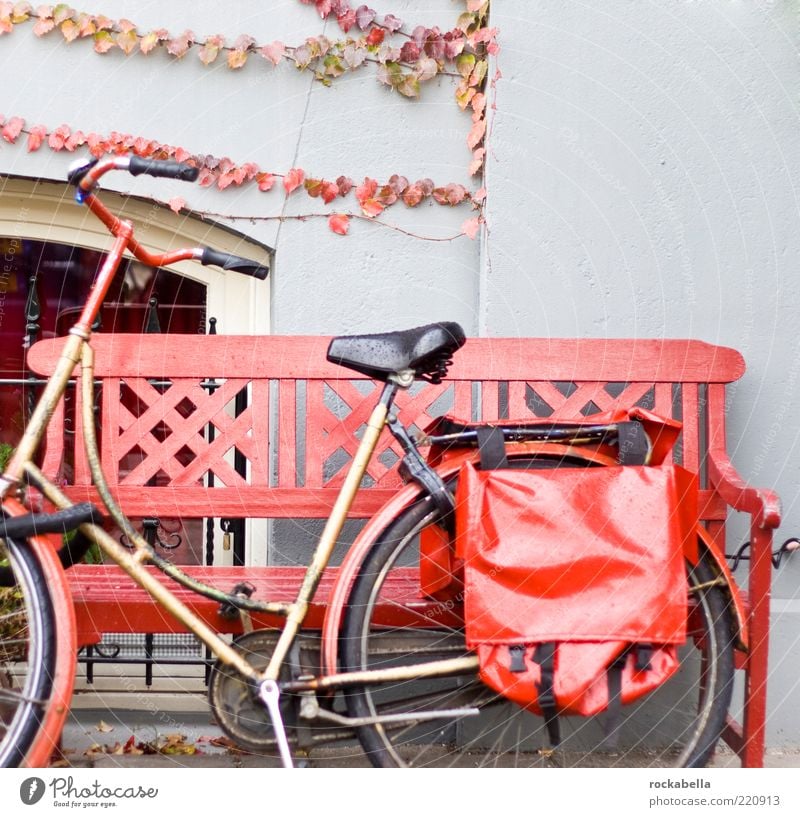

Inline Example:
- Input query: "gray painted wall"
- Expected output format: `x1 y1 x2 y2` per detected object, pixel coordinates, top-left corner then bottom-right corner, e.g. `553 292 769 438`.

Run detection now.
485 0 800 748
1 0 798 747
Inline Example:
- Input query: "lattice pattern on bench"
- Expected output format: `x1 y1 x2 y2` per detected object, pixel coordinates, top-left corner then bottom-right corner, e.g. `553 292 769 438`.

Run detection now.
28 334 740 522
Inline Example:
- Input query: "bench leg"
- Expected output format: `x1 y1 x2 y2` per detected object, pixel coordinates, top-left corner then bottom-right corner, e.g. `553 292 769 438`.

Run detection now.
741 525 773 768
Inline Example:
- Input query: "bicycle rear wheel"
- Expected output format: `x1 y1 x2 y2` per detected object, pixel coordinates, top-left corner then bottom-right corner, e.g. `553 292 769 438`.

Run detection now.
341 492 735 768
0 535 58 767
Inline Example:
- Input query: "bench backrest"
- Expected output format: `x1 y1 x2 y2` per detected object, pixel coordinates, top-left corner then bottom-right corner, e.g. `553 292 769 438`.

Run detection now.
27 334 745 522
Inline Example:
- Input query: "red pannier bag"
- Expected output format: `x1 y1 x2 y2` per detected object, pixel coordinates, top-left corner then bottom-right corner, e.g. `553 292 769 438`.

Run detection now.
454 460 698 734
419 407 684 598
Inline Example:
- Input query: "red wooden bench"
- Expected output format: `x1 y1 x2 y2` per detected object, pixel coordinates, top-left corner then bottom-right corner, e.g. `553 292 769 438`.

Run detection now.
27 332 781 767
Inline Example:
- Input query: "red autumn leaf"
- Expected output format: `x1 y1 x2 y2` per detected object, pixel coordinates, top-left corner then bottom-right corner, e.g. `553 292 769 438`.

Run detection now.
328 213 349 235
471 92 486 116
304 177 324 198
461 217 481 240
198 33 225 65
228 33 255 69
321 180 339 204
443 31 465 59
26 124 46 151
132 136 154 157
10 2 31 24
47 123 70 150
1 116 24 143
402 183 424 207
414 56 438 83
85 131 105 157
139 29 167 54
283 167 305 194
32 12 54 37
355 5 375 30
76 12 96 37
256 172 275 191
355 176 377 204
423 27 445 61
467 117 486 149
240 162 259 180
59 18 78 41
260 40 284 65
337 9 356 32
432 183 468 206
52 4 72 25
472 186 486 203
383 14 402 32
197 167 217 187
116 21 138 55
315 0 332 17
336 175 353 196
469 147 485 175
415 178 435 196
399 41 419 63
387 174 409 195
93 29 115 54
167 30 194 58
65 129 86 151
355 178 385 216
365 26 384 46
360 198 384 218
227 49 248 69
374 184 397 206
168 196 186 214
217 170 236 190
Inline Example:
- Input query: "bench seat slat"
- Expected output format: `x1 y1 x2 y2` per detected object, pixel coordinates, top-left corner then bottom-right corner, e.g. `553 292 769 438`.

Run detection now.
67 565 451 646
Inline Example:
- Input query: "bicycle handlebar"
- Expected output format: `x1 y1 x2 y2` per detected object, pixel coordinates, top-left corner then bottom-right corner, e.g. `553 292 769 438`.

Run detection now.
200 247 270 280
128 156 199 181
66 154 270 282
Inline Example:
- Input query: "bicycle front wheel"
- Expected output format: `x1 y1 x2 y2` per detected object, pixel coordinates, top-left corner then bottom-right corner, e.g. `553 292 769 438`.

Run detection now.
341 494 735 768
0 535 58 767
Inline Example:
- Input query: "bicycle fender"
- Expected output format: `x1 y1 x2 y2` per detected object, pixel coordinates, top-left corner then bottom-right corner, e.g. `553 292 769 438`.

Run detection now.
694 525 749 650
2 496 78 767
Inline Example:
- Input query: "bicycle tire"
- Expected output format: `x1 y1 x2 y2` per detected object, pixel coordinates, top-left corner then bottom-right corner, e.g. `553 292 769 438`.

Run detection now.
0 536 58 767
341 481 735 768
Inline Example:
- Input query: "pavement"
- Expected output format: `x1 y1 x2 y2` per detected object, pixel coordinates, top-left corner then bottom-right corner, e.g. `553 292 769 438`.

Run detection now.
55 702 800 769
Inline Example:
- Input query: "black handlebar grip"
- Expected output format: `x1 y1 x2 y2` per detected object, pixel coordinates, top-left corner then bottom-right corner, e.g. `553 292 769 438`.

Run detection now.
0 503 101 540
128 155 199 182
201 247 270 280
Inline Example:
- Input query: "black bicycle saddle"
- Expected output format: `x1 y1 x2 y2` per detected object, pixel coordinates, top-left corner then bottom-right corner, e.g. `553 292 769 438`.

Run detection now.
326 322 466 383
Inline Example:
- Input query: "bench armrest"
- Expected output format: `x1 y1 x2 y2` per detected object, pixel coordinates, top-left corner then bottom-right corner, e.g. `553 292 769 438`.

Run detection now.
707 449 782 529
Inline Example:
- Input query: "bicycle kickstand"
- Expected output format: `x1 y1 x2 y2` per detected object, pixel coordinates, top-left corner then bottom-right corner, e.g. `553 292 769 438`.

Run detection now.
258 679 294 768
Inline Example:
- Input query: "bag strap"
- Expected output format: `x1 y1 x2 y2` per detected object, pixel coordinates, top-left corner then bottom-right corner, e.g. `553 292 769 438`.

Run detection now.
532 642 561 747
616 420 650 465
600 649 629 752
476 425 508 470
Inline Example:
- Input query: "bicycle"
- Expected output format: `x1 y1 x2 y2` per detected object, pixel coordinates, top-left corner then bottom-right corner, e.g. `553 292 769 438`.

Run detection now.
0 155 735 768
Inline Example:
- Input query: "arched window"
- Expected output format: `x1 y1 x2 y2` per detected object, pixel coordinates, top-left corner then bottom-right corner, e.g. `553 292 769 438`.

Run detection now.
0 176 272 566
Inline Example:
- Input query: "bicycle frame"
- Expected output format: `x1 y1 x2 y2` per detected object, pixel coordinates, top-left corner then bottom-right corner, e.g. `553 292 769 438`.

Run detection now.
0 156 479 766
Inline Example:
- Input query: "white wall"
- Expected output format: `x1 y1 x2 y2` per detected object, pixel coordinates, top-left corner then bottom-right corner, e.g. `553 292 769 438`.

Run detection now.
486 0 800 747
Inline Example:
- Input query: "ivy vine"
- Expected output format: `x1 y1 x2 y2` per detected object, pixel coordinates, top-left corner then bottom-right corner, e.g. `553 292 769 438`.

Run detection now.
0 0 494 237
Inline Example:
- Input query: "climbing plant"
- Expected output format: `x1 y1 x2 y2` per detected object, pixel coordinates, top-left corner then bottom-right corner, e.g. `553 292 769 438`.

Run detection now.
0 0 496 237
